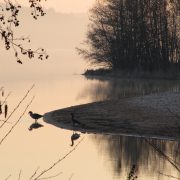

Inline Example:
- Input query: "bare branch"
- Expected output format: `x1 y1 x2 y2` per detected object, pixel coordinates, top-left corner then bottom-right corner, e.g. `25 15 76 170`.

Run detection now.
33 137 85 180
4 174 11 180
37 172 62 180
145 139 180 172
0 84 35 128
68 173 74 180
29 167 40 180
1 91 12 106
0 120 12 124
0 96 35 145
158 172 180 180
0 0 48 63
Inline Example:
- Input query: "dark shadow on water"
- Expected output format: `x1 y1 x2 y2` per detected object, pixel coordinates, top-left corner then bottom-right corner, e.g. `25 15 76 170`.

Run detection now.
91 134 180 179
78 77 180 178
28 122 44 131
43 112 180 179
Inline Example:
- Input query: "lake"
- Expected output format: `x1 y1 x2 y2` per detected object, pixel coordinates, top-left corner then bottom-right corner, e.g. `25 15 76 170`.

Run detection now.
0 74 180 180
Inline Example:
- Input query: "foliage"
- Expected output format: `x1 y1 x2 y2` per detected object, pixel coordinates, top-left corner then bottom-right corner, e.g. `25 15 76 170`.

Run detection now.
84 68 111 76
78 0 180 72
0 0 48 64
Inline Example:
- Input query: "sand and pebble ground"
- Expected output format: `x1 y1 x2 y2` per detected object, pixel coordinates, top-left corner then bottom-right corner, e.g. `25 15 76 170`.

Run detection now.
44 91 180 140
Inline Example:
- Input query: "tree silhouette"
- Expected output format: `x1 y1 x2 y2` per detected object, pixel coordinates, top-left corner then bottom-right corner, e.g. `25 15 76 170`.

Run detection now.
78 0 180 72
0 0 48 64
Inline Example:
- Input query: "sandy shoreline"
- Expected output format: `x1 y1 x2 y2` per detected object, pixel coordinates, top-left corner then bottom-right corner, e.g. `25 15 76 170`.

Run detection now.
43 91 180 140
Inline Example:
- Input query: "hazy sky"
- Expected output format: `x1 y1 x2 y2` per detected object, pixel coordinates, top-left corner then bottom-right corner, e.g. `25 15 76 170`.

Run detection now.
0 1 94 79
0 8 89 79
19 0 96 13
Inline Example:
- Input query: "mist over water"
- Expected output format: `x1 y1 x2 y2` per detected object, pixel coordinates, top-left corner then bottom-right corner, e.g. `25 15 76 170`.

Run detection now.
79 77 180 101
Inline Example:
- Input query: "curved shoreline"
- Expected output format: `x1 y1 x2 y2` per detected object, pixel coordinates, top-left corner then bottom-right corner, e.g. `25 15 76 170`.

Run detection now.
43 91 180 141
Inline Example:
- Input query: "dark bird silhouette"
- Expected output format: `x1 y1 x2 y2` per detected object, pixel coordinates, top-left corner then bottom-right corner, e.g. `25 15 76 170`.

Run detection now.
29 111 43 123
29 122 44 131
71 112 84 127
70 132 80 146
17 59 23 64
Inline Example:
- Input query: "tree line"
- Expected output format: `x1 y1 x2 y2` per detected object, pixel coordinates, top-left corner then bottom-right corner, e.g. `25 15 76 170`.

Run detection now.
78 0 180 72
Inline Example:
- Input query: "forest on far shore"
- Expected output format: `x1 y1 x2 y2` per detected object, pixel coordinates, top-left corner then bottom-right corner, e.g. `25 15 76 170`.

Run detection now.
78 0 180 76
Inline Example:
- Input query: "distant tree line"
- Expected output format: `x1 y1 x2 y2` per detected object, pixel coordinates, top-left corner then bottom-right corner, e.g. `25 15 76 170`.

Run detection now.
78 0 180 72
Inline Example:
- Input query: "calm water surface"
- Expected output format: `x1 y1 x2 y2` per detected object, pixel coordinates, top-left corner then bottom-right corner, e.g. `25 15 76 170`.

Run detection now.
0 75 180 180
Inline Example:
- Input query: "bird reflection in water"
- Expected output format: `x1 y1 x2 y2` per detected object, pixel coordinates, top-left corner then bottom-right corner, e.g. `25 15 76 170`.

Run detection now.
29 122 44 131
28 111 44 131
70 131 80 146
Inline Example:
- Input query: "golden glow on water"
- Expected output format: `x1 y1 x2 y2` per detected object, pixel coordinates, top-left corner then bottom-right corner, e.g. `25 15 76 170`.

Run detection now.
0 77 112 180
0 77 180 179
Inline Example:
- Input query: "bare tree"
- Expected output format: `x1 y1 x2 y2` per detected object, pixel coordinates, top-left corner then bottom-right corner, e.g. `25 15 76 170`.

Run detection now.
0 0 48 64
78 0 180 73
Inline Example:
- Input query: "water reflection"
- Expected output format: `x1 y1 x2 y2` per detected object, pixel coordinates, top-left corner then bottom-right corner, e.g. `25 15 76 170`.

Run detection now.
92 134 180 179
70 131 80 146
28 122 44 131
78 77 180 101
2 76 180 180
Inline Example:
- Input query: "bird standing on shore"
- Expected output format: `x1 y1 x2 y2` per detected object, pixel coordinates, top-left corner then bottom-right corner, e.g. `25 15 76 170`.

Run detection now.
71 112 84 127
29 111 43 123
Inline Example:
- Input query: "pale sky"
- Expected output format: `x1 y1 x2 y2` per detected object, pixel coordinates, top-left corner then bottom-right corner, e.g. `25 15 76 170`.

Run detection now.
19 0 96 13
0 0 95 77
